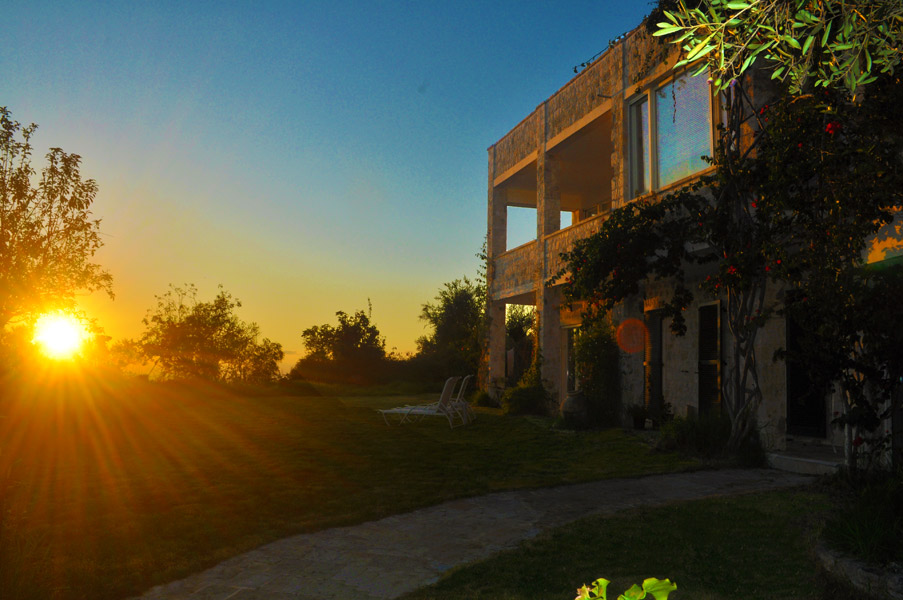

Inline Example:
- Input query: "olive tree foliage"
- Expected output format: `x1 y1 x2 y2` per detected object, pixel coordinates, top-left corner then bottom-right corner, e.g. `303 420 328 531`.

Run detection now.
0 107 113 332
120 284 283 383
651 0 903 97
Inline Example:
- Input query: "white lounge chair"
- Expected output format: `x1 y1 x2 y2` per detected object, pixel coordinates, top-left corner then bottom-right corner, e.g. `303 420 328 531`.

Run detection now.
378 376 468 428
452 375 475 424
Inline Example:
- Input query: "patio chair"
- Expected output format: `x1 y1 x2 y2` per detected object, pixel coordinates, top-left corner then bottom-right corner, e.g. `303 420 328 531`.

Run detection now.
378 376 468 428
452 375 476 424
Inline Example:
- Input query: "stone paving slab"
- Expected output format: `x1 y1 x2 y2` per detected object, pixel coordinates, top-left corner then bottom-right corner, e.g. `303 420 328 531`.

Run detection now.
131 468 812 600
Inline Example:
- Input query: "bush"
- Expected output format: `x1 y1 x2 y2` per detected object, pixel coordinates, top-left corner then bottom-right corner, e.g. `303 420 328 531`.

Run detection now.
501 384 549 416
471 390 498 408
658 412 766 466
824 475 903 565
574 316 621 428
501 356 551 416
658 413 732 458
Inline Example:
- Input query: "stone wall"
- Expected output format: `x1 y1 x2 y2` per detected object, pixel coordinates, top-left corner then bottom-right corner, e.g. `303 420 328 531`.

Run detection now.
546 50 619 141
490 241 539 301
543 213 607 277
493 110 540 178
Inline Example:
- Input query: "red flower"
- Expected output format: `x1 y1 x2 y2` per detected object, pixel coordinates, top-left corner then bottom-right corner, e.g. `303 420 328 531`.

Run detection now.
765 265 771 272
751 200 758 208
798 142 803 148
727 265 738 275
825 121 842 135
853 436 864 448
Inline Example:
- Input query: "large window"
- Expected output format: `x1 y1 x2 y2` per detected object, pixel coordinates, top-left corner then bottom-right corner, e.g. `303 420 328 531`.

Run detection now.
629 71 713 198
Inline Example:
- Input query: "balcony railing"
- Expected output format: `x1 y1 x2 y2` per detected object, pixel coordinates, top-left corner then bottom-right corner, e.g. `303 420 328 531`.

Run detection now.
543 213 608 277
490 241 539 301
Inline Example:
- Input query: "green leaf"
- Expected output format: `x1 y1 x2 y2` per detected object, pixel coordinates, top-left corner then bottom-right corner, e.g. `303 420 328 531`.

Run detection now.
653 24 684 37
686 33 716 60
783 35 802 49
591 578 611 600
865 48 872 72
643 578 678 600
726 1 750 8
618 583 646 600
741 53 757 73
771 66 786 79
821 20 833 46
662 10 678 23
802 34 815 54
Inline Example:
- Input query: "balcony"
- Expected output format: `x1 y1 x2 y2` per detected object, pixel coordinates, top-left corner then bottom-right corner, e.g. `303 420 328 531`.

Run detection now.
490 241 539 303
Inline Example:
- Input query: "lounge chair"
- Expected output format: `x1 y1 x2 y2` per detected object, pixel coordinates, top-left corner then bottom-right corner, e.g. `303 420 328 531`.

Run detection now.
452 375 475 424
378 376 468 428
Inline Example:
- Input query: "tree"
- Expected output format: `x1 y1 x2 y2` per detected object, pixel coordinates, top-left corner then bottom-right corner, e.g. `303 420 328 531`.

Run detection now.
562 4 903 452
0 107 113 331
290 304 386 385
300 304 386 365
651 0 903 97
505 304 535 384
129 284 283 383
417 277 484 377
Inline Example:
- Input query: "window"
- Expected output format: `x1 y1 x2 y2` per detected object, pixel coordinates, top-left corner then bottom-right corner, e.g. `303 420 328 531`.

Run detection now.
629 71 713 197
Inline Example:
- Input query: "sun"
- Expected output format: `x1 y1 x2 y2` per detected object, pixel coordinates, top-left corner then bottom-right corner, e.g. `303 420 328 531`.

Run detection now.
33 312 88 360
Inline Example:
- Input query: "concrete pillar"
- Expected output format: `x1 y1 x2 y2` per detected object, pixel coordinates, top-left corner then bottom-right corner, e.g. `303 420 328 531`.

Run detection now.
536 112 563 407
484 145 508 395
486 299 507 398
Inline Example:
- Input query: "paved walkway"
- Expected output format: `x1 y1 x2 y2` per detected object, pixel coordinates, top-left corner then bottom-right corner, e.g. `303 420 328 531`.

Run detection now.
133 469 813 600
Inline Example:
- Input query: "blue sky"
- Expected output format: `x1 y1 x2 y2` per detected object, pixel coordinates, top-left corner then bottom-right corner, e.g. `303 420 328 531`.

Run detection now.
3 1 654 361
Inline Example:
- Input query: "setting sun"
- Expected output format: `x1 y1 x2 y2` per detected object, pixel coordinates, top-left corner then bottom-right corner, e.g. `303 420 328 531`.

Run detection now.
33 313 88 360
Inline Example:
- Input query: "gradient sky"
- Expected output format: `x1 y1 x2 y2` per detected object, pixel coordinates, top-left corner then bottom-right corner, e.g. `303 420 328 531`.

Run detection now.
3 1 654 365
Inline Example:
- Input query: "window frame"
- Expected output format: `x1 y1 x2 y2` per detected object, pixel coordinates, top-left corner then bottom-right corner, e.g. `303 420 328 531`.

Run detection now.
627 69 717 199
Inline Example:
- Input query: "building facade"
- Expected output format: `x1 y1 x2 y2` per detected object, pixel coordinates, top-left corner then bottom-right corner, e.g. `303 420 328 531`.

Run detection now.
484 24 845 451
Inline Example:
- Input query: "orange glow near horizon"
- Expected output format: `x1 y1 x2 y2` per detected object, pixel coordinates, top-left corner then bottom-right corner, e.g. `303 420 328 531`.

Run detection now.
32 312 89 360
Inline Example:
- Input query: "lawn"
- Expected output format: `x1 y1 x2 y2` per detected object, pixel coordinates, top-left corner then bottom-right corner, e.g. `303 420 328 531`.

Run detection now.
0 369 695 600
401 489 837 600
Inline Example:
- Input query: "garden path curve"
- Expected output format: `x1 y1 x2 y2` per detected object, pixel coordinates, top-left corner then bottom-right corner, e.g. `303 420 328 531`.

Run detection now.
131 468 812 600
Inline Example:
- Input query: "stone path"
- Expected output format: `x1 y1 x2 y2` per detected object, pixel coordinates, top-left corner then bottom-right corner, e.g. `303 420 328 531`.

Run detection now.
132 468 813 600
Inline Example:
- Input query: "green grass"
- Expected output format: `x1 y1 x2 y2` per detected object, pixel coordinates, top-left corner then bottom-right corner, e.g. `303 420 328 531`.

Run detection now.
0 368 695 600
401 489 834 600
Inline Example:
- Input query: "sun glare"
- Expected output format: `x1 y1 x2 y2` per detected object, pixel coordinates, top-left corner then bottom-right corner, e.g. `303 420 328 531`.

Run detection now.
33 313 88 360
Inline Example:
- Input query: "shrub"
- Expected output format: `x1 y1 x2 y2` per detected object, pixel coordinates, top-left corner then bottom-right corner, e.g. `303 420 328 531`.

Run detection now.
471 390 498 408
574 316 621 428
658 412 766 466
501 356 551 416
501 384 549 416
824 475 903 565
658 413 732 458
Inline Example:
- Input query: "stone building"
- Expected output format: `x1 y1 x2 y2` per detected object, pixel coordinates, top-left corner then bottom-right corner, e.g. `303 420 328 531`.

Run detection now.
484 22 852 452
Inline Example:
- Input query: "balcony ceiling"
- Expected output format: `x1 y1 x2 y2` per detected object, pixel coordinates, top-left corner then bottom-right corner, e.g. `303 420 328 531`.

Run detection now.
495 112 612 211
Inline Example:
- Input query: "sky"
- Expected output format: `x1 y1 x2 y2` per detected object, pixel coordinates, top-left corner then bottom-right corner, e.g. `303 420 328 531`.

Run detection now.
3 1 654 366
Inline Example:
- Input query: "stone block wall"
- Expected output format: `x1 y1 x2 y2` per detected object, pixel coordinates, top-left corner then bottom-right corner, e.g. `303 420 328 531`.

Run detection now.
543 213 607 277
490 241 539 301
493 110 540 178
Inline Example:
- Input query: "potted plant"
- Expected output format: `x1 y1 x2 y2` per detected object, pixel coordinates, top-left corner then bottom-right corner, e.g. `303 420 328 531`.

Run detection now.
627 403 647 430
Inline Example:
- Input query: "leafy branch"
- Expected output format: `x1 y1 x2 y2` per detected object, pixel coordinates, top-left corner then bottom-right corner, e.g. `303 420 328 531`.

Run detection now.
653 0 903 97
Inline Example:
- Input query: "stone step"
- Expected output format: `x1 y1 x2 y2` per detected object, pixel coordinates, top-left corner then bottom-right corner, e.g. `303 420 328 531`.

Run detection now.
767 452 842 475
